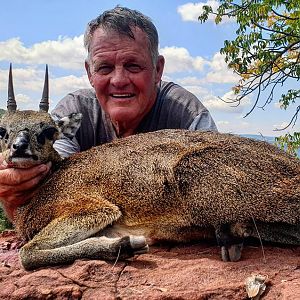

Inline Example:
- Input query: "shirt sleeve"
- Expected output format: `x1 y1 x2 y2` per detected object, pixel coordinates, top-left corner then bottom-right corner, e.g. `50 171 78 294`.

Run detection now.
53 137 80 158
157 81 218 132
188 110 218 132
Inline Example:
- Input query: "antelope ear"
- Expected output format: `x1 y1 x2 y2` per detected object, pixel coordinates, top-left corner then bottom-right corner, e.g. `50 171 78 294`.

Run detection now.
52 113 82 139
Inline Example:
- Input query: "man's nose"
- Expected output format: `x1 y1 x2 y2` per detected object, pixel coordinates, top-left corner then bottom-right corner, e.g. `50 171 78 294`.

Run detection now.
110 67 130 88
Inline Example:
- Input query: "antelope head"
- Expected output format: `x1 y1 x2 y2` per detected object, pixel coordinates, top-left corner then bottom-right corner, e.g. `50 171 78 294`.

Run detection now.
0 64 82 168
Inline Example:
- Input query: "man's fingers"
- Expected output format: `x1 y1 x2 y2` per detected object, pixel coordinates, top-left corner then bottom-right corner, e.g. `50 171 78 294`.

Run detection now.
1 172 48 196
0 164 49 186
0 154 6 170
0 165 7 171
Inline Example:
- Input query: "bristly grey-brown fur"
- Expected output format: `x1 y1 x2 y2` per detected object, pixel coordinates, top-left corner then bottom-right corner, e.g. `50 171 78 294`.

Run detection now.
0 111 62 168
11 129 299 269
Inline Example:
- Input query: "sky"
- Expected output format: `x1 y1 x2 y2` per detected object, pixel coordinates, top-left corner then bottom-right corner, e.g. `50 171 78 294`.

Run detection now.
0 0 298 137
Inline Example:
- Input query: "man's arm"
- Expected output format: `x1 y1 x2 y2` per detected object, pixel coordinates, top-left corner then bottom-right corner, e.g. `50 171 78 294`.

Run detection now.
53 136 80 158
188 110 218 132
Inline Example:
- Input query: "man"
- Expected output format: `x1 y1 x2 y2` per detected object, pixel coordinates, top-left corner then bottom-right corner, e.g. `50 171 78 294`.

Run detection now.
0 7 217 220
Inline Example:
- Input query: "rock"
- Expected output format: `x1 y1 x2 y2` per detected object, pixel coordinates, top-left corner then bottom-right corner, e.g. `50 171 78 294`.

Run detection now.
0 230 299 299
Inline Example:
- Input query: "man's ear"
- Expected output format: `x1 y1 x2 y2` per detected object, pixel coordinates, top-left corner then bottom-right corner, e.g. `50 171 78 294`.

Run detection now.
52 113 82 139
155 55 165 84
85 60 94 87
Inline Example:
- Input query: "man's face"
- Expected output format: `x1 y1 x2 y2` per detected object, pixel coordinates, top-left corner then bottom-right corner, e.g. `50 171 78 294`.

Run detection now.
86 27 164 135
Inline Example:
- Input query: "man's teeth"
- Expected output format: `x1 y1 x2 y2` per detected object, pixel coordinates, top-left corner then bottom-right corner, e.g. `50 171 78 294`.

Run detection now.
111 94 134 98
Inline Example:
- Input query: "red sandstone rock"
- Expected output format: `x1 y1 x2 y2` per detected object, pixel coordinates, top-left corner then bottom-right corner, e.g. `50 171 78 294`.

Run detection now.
0 230 299 299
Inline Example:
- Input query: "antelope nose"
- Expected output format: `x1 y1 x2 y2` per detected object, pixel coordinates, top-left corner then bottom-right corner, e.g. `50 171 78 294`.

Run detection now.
12 132 30 151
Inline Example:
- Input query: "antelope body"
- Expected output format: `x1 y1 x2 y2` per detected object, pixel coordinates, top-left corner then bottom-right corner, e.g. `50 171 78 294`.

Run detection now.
1 66 300 270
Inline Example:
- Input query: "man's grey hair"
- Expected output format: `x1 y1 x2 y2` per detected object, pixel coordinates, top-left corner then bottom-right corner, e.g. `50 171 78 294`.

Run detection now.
84 6 159 65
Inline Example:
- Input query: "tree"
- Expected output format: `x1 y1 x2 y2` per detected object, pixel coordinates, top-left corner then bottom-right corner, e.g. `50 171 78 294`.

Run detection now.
199 0 300 156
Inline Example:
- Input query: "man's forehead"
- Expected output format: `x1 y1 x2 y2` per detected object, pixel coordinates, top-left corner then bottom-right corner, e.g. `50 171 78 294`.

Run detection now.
89 27 151 63
90 26 149 47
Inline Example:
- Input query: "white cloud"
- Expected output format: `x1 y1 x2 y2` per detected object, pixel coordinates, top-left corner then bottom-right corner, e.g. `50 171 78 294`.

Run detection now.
0 67 43 92
216 120 229 126
202 69 238 84
161 74 174 82
160 46 207 74
160 50 237 82
50 75 90 96
165 73 251 114
205 52 239 83
274 102 282 109
176 76 203 86
273 122 290 131
216 119 253 134
203 90 251 113
0 36 86 70
177 1 234 23
0 66 90 110
184 85 210 100
15 93 32 104
0 67 89 95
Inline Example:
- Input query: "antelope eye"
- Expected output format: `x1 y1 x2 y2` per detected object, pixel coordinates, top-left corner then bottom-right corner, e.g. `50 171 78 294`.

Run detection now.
0 127 7 139
37 127 58 144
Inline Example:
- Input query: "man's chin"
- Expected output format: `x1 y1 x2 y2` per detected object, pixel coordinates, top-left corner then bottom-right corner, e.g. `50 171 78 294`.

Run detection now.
108 108 140 125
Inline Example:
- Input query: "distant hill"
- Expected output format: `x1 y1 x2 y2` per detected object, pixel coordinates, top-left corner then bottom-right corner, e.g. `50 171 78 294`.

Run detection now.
241 134 300 158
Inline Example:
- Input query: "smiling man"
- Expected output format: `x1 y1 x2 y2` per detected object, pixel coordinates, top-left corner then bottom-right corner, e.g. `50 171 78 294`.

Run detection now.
0 6 217 220
52 6 217 157
85 25 164 138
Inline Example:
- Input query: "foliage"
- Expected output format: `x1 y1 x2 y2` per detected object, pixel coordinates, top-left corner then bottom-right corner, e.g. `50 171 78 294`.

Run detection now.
275 132 300 156
0 206 12 232
0 109 5 118
199 0 300 156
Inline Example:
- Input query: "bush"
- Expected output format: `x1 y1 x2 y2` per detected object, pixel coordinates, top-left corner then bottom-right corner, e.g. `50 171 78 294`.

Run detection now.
0 207 13 232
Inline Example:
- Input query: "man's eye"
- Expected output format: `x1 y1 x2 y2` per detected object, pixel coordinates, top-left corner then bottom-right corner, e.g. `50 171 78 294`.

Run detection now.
97 66 113 75
126 64 142 73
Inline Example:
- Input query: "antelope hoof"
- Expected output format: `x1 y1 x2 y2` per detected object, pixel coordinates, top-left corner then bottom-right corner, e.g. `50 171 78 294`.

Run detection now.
215 224 244 262
116 235 148 259
221 243 243 262
130 235 149 255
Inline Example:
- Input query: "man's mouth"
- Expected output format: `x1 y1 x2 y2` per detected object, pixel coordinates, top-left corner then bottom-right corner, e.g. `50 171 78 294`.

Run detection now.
110 93 135 99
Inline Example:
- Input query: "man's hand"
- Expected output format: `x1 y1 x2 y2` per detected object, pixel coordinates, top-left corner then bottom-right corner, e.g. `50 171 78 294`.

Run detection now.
0 154 51 221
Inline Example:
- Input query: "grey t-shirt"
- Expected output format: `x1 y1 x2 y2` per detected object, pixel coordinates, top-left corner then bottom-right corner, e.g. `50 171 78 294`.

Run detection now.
52 81 217 157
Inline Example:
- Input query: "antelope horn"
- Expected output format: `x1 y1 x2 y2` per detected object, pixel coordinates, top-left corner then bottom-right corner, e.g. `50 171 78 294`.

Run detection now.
39 64 49 112
7 63 17 112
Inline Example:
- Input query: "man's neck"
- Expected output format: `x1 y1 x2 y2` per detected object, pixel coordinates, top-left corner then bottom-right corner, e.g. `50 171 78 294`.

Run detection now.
112 120 138 138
